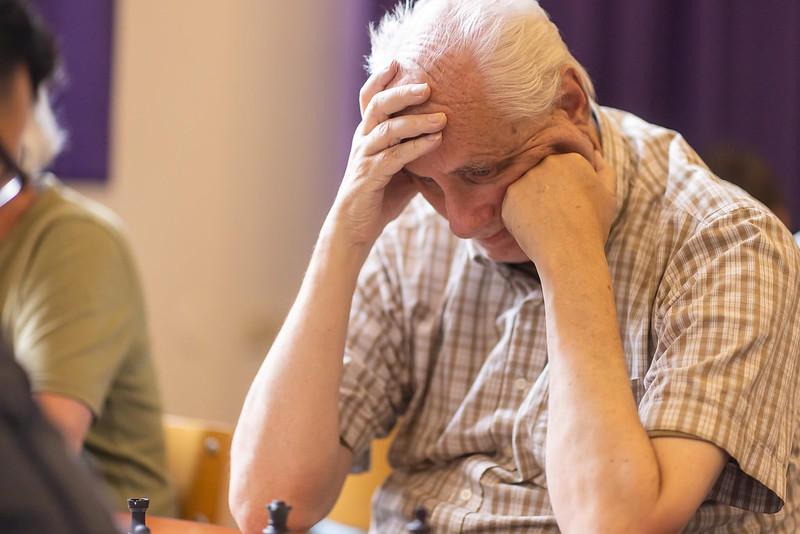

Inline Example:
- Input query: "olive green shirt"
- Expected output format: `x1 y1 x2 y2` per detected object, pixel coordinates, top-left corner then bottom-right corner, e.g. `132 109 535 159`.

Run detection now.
0 175 176 516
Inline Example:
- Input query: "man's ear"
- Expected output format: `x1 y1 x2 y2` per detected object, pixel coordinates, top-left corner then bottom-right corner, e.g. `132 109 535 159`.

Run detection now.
558 66 591 127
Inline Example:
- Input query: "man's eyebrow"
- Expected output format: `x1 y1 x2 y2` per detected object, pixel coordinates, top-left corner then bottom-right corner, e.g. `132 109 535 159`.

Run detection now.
449 161 493 175
402 155 514 179
449 155 513 175
402 167 424 179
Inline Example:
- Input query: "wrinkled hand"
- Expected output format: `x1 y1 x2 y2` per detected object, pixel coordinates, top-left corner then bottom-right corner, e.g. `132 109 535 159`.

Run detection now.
501 150 616 275
329 61 446 248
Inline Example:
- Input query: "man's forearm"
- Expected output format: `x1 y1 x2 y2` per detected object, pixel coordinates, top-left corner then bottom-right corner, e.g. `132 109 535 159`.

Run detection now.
541 246 665 532
542 248 727 533
229 223 367 532
229 57 446 532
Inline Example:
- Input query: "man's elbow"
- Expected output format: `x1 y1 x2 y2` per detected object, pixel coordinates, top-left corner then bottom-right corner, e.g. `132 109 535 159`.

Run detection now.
229 494 266 534
228 475 332 533
228 438 353 531
228 471 251 532
557 504 690 534
230 498 329 534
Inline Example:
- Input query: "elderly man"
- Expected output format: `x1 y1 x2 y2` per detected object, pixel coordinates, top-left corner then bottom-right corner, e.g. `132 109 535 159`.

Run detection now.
230 1 800 532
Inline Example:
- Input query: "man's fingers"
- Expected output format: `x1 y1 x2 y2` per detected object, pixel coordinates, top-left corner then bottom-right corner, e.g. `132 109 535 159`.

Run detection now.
353 112 445 179
361 112 446 153
370 131 444 177
593 150 617 198
361 83 431 134
592 149 609 171
359 60 398 117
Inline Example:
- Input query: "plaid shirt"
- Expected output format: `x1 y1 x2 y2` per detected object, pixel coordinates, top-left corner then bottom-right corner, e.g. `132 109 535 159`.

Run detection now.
338 106 800 532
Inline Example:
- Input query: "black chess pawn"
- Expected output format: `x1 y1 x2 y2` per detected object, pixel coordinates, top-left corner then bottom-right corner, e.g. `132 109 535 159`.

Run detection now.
263 499 291 534
127 498 151 534
406 506 431 533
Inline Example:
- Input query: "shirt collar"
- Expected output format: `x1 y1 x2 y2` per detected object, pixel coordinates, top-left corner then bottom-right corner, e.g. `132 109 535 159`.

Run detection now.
593 104 633 226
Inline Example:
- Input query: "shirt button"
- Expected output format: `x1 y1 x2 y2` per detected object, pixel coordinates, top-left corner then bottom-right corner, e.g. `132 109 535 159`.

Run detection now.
460 489 472 501
514 377 528 391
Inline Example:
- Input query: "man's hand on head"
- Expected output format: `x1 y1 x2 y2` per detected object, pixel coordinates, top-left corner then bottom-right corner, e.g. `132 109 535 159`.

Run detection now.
327 61 446 253
501 149 616 276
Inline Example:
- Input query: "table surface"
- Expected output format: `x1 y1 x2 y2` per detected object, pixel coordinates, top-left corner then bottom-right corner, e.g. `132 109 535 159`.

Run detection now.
117 513 316 533
145 516 242 533
117 514 241 533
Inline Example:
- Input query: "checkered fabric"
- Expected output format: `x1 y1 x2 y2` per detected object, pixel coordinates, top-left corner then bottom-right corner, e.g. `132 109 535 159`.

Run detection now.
337 106 800 533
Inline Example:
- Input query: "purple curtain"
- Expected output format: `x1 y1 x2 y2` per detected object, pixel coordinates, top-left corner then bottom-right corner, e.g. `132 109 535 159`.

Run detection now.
541 0 800 231
30 0 114 181
351 0 800 231
337 0 398 161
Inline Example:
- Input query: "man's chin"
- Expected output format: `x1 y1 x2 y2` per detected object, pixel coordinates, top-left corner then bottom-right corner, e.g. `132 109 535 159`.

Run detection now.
475 240 530 264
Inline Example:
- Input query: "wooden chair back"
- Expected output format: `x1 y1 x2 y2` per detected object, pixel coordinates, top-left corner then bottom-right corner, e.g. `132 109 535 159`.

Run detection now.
163 414 234 525
326 427 397 531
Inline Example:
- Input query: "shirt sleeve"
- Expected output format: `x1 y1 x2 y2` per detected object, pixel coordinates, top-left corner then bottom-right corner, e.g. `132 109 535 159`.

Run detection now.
12 216 141 418
641 207 800 513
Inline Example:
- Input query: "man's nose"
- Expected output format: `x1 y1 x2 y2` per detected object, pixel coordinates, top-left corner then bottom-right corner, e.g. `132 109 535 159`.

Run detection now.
444 191 494 239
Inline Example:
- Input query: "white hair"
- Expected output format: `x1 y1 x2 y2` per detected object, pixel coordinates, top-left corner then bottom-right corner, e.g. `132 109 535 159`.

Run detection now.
20 87 66 175
367 0 595 122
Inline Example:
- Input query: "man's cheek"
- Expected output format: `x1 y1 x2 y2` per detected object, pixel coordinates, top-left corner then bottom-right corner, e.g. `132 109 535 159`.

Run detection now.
506 159 546 189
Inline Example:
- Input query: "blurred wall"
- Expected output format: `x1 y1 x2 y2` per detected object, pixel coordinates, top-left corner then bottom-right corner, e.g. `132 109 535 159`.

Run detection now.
73 1 353 424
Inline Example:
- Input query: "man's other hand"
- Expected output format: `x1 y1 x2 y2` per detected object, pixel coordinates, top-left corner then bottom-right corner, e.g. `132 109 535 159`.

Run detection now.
501 150 616 275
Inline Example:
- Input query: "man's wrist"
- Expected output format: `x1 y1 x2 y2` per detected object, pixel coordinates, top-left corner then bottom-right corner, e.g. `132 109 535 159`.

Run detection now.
311 219 374 285
531 236 606 280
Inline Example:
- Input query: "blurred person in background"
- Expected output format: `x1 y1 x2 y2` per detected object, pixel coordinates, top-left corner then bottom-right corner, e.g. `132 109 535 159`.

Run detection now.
0 0 175 516
0 334 121 533
703 143 794 233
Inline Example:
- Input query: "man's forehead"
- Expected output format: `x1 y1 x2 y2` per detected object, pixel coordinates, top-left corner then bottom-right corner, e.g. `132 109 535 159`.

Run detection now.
387 55 486 114
382 56 534 169
390 52 484 97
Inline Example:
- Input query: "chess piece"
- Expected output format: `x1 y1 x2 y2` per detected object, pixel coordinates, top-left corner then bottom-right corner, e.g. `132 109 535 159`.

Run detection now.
127 498 151 534
263 499 291 534
406 506 431 533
